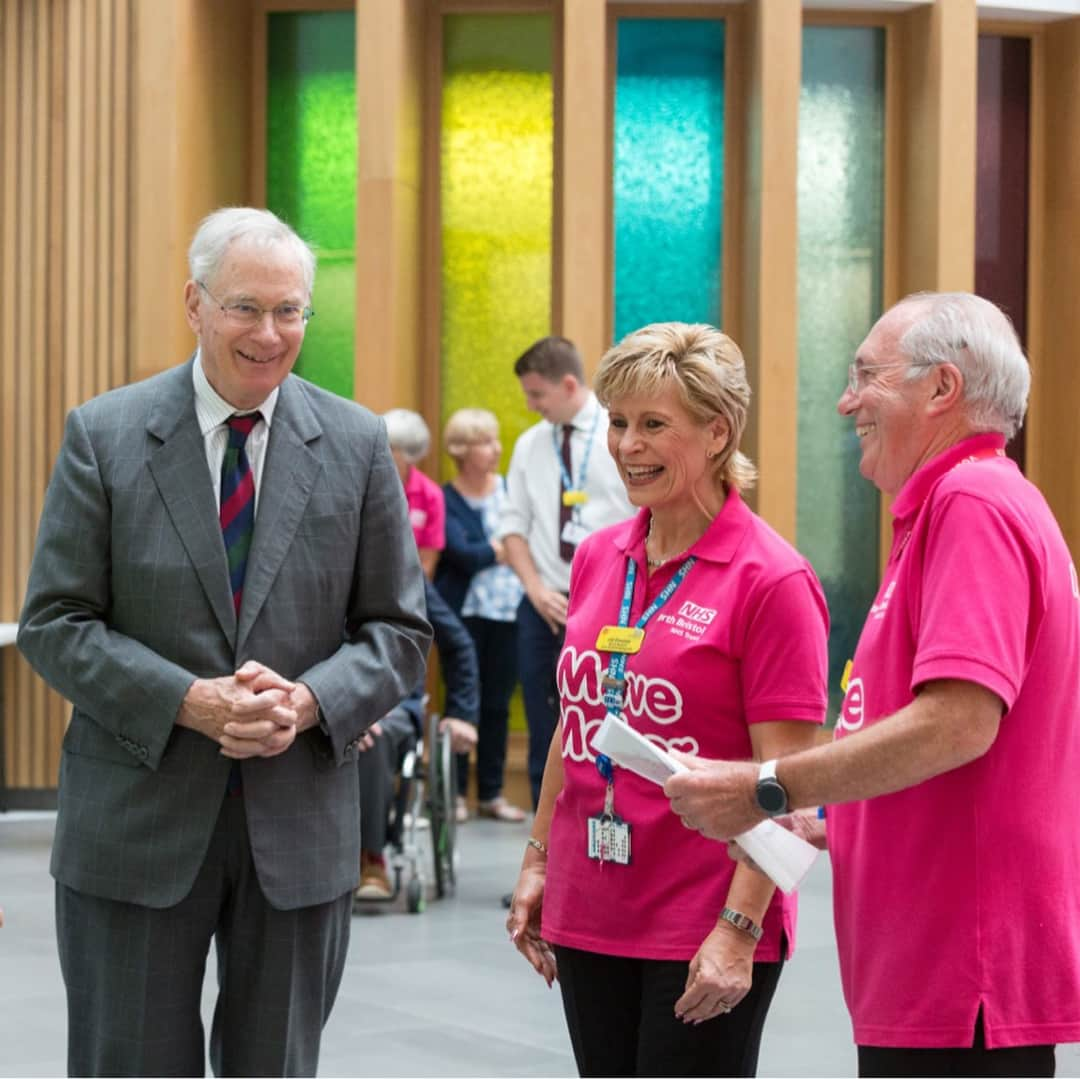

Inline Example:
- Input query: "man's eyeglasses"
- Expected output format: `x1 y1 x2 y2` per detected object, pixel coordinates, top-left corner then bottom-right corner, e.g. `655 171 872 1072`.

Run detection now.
198 281 314 329
846 361 931 395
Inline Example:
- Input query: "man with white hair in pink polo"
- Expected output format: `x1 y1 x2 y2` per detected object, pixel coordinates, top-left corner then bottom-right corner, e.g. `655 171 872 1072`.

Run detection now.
664 292 1080 1078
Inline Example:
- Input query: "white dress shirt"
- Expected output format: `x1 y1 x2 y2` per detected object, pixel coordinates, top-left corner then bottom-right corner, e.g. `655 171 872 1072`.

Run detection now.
497 392 633 593
192 350 279 516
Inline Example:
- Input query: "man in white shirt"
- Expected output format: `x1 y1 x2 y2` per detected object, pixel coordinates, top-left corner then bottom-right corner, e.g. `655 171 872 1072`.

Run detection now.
498 336 633 808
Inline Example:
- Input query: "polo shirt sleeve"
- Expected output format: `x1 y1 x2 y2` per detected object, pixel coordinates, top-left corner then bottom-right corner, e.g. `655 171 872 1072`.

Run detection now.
912 491 1034 711
741 568 829 726
421 478 446 551
496 435 533 541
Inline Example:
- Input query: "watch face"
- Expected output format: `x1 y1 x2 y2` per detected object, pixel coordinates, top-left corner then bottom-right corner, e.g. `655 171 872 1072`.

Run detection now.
756 778 787 815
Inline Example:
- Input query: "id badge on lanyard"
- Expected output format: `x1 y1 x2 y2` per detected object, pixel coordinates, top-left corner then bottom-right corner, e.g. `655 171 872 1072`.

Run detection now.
587 551 695 867
587 777 632 865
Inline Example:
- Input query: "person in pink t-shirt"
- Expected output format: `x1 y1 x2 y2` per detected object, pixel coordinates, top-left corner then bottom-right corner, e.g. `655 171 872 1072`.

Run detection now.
667 292 1080 1078
506 323 829 1077
384 408 446 579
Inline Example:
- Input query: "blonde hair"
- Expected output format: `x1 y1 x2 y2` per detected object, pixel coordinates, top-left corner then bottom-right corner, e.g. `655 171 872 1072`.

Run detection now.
444 408 500 462
594 322 757 491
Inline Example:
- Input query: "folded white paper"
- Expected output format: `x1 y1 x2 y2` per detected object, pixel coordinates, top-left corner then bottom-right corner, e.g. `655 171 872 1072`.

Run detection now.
732 818 819 894
591 713 819 894
591 711 689 784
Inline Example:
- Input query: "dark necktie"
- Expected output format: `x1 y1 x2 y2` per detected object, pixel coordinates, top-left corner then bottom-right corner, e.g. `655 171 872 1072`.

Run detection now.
220 413 260 615
559 423 575 562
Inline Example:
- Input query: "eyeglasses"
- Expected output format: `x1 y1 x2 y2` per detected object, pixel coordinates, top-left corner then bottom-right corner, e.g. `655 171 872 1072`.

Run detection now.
197 281 314 328
845 361 931 395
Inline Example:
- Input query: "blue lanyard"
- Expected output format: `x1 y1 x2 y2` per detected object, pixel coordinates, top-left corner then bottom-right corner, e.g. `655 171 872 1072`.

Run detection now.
596 553 696 781
552 408 600 514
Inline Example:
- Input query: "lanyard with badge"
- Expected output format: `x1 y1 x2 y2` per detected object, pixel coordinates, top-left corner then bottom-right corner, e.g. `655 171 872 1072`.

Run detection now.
554 409 600 550
590 553 697 866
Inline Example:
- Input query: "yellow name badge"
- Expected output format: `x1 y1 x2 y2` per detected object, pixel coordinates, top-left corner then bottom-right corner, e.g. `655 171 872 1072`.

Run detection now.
596 626 645 654
840 659 853 694
562 489 589 507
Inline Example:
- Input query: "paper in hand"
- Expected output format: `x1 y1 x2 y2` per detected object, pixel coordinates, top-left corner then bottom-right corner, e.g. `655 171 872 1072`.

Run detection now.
591 713 819 893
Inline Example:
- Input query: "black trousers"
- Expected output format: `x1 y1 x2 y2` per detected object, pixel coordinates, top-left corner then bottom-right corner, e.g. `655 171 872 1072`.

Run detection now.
516 595 566 808
55 795 352 1077
858 1010 1056 1077
356 706 417 853
457 615 519 801
553 943 785 1078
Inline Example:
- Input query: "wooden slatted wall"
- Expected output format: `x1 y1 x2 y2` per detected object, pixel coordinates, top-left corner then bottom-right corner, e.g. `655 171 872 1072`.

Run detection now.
1 0 131 799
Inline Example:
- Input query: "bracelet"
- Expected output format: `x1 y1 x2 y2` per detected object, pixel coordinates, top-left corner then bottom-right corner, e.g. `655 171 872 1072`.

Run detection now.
526 837 548 855
719 907 763 942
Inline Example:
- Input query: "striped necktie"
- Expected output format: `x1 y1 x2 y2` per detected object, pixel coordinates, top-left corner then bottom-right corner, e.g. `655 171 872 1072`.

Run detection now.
220 413 261 615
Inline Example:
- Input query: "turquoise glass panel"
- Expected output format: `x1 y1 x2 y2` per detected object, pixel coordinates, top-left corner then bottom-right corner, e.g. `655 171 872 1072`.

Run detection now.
797 26 886 718
613 19 725 341
266 12 356 399
441 14 553 475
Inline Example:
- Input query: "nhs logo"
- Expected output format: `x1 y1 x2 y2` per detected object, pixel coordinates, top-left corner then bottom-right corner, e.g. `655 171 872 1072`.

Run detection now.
677 601 717 625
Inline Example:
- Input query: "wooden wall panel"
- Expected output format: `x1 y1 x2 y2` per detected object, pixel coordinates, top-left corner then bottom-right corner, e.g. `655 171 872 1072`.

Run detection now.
559 0 607 372
736 0 800 542
356 0 426 414
1029 16 1080 559
1 0 135 799
1 0 251 801
898 0 978 293
129 0 251 386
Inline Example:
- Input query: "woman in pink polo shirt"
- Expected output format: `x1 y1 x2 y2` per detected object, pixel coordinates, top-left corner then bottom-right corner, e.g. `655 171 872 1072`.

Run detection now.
506 323 829 1077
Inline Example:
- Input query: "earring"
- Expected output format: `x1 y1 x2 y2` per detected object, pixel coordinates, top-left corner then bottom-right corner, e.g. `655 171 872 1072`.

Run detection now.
706 449 715 460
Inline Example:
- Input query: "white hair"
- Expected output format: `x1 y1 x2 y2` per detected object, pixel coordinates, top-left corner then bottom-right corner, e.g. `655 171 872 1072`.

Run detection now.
383 409 432 462
188 207 316 298
898 292 1030 439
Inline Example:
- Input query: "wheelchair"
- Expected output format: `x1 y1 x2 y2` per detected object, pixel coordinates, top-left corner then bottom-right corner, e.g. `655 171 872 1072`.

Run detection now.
354 711 459 914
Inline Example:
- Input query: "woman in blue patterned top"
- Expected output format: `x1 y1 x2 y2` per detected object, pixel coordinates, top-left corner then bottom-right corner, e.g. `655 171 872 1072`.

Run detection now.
436 408 527 823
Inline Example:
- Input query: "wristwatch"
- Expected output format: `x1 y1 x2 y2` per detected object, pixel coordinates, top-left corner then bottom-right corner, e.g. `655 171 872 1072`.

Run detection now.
755 759 789 817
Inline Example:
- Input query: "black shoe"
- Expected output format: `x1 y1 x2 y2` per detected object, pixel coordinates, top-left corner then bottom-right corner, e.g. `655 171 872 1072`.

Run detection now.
501 892 513 909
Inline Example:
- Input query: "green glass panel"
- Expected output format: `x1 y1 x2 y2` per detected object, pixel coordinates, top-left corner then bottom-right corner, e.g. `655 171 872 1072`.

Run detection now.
797 26 886 718
266 12 356 399
613 19 725 340
440 14 553 477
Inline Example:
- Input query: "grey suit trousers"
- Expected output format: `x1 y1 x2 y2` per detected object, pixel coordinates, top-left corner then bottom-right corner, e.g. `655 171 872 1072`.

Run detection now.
55 796 352 1078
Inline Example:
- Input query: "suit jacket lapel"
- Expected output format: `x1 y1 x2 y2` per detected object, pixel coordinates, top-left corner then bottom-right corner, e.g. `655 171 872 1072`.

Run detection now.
146 361 237 644
237 377 323 652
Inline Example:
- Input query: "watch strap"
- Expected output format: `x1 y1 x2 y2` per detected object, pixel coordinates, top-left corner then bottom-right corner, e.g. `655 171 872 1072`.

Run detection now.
719 906 763 942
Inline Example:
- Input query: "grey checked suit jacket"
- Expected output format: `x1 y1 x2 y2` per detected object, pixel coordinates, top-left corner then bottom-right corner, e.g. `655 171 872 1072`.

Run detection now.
18 359 431 910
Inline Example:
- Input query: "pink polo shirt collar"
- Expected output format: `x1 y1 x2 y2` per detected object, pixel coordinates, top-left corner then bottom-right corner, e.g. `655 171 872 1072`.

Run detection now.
608 488 753 567
890 432 1007 522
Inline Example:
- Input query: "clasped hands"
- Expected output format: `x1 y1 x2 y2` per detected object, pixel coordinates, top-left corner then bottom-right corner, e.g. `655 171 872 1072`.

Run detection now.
178 660 318 759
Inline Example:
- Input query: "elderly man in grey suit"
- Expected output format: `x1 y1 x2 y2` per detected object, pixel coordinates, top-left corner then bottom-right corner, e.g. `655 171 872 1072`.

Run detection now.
17 207 431 1077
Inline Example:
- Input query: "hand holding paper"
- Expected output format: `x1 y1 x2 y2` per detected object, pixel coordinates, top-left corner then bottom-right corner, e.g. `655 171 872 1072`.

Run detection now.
592 714 819 893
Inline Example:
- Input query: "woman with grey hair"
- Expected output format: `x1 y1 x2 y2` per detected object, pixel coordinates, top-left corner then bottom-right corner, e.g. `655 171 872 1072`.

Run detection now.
384 408 445 580
508 323 829 1077
435 408 527 824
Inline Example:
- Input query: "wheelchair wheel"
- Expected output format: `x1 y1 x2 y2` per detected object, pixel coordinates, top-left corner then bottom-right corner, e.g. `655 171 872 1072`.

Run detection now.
406 875 425 914
428 715 458 899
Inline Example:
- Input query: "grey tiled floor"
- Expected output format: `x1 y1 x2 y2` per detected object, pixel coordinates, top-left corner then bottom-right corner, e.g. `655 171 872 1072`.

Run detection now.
3 811 1079 1077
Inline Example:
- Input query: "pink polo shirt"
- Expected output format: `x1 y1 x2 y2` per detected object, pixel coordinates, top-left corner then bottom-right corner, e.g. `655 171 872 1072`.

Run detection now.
542 493 828 962
830 433 1080 1049
403 466 445 551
